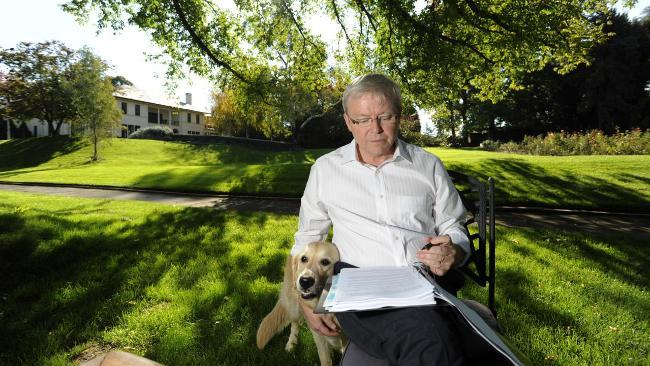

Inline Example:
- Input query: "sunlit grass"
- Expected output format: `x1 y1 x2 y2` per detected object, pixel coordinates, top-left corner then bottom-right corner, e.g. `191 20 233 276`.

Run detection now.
0 137 649 209
0 191 648 365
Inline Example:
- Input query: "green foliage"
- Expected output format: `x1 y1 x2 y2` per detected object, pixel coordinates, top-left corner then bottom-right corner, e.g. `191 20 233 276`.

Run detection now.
0 41 77 135
399 118 442 147
482 129 650 155
128 126 174 139
61 0 615 141
0 191 648 364
66 48 122 161
466 12 650 140
110 75 133 87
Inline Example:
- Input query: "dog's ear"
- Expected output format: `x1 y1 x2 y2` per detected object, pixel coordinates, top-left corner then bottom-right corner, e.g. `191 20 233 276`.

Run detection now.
291 252 299 278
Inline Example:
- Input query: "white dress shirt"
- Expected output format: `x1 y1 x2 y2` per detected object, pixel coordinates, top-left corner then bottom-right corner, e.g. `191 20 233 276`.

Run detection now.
292 139 470 268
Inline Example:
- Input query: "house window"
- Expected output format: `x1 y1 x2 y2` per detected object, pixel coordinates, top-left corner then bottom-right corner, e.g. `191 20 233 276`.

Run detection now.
195 114 199 124
135 104 141 116
187 113 192 123
121 102 127 114
148 111 158 123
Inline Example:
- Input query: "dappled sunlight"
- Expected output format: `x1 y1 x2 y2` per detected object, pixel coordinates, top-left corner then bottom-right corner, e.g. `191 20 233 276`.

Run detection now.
0 191 319 365
460 226 650 365
446 157 650 211
2 191 648 364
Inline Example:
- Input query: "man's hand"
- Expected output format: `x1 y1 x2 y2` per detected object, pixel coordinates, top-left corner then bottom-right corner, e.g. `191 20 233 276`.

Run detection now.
416 235 464 276
299 300 340 337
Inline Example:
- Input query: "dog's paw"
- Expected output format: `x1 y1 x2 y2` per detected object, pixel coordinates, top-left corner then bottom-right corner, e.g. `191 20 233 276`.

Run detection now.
285 338 298 352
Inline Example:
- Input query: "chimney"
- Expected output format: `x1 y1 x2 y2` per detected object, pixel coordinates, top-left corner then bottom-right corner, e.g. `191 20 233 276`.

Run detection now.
185 93 192 105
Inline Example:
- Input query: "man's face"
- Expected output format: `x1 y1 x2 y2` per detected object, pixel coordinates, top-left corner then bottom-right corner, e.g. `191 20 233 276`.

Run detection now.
344 92 399 165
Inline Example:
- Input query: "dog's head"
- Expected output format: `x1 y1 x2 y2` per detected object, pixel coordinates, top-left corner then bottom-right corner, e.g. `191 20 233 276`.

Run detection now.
292 241 340 300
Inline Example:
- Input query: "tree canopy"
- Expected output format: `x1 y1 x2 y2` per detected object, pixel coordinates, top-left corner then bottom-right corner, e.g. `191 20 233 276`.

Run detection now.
0 41 77 135
67 48 122 160
62 0 624 137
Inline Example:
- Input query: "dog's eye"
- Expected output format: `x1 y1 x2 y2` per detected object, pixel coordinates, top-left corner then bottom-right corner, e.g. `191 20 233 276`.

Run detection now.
320 259 331 266
301 255 308 263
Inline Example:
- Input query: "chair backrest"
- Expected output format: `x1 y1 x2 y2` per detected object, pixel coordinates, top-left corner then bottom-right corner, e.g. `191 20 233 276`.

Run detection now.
447 171 496 317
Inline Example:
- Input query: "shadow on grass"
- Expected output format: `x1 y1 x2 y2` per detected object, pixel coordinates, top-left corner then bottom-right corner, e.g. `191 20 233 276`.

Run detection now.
131 163 312 197
481 226 650 365
0 136 86 171
446 158 650 212
160 141 330 166
0 199 319 365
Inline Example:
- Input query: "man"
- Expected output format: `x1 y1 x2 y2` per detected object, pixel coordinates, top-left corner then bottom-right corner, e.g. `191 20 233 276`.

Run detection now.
292 73 470 365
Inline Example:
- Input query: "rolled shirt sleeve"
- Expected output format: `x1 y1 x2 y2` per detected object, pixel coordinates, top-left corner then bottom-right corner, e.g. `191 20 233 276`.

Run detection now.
432 159 471 266
292 162 332 256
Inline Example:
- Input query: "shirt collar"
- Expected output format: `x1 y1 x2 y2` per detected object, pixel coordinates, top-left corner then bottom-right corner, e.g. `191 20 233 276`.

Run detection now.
340 139 413 165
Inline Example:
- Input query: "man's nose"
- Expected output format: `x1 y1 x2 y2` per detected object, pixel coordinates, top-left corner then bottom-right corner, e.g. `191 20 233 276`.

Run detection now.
370 118 384 133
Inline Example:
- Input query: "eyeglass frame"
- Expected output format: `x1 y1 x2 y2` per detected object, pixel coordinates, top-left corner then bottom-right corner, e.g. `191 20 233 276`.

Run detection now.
345 113 399 126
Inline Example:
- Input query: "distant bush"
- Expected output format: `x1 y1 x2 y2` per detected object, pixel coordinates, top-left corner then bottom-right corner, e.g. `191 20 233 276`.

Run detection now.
128 126 174 139
480 129 650 155
479 139 500 151
400 130 442 147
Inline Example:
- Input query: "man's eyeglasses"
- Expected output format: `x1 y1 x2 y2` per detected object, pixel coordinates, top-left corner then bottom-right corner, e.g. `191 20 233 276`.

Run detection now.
347 114 398 126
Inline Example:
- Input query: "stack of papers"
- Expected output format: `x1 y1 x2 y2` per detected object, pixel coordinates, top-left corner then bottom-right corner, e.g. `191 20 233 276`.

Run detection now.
322 266 439 312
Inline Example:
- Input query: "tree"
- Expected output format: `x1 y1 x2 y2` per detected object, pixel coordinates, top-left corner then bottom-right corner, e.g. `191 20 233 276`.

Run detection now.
67 48 122 161
474 10 650 139
110 75 134 87
0 41 77 135
61 0 616 140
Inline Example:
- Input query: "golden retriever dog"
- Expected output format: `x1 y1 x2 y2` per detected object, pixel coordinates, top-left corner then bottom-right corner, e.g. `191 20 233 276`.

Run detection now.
256 241 346 366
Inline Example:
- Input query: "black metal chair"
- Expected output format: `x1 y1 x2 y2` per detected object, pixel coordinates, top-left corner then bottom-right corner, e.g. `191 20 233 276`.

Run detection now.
447 170 497 318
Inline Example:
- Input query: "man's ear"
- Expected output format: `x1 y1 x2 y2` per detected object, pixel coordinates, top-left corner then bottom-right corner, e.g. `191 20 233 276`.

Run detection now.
343 114 353 133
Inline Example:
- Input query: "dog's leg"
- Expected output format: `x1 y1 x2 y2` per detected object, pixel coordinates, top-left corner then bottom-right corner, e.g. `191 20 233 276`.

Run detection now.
310 329 333 366
256 302 290 350
285 321 300 351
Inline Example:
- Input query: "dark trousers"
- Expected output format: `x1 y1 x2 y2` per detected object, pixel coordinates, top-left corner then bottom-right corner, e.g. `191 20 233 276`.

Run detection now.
334 262 467 366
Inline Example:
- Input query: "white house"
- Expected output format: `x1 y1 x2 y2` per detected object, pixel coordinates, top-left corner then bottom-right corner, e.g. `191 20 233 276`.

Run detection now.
16 85 210 138
114 85 209 138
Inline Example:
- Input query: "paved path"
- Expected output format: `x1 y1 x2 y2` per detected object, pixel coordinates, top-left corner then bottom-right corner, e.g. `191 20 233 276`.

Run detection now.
1 183 649 239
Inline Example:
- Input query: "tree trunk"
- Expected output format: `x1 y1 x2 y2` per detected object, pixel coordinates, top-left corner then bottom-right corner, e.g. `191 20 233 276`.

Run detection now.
92 129 99 161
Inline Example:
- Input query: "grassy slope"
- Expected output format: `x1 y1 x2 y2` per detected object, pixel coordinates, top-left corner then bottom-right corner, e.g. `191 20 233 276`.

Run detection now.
0 191 647 365
0 137 649 210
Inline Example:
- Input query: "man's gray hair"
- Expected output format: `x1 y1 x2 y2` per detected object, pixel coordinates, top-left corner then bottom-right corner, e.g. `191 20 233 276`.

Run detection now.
342 73 402 116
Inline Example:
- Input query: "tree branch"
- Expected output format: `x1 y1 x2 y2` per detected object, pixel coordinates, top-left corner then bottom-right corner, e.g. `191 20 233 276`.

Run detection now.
355 0 377 33
386 0 495 65
171 0 252 85
330 0 353 46
463 0 517 34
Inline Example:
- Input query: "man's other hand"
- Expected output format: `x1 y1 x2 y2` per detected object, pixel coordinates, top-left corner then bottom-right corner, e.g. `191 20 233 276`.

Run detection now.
299 301 340 336
416 235 464 276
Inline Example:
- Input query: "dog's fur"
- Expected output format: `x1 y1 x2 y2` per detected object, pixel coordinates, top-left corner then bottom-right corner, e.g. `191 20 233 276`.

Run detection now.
256 241 346 366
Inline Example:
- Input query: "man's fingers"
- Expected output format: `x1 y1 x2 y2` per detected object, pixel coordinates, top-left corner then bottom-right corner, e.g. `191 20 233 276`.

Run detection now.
428 235 451 245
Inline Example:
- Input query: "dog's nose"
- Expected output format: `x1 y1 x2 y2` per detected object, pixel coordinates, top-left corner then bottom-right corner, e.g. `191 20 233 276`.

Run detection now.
299 277 315 289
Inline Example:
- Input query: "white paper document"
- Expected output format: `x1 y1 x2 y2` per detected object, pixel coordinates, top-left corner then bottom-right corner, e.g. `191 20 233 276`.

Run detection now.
322 266 438 312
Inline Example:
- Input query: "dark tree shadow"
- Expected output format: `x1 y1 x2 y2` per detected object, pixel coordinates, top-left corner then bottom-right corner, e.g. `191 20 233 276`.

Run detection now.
446 158 650 212
0 136 86 172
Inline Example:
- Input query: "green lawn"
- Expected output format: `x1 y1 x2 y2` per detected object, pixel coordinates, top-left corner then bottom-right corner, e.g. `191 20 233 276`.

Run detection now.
0 137 649 211
1 191 648 365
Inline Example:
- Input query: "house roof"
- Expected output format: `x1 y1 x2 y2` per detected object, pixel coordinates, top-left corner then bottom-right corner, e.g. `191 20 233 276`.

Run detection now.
113 85 209 114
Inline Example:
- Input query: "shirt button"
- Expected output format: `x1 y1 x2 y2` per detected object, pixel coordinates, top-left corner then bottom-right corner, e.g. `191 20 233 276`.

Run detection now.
393 236 399 240
379 194 384 198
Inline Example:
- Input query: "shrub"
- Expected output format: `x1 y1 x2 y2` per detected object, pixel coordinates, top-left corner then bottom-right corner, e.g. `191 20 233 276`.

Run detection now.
479 139 501 151
493 129 650 155
128 126 174 139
